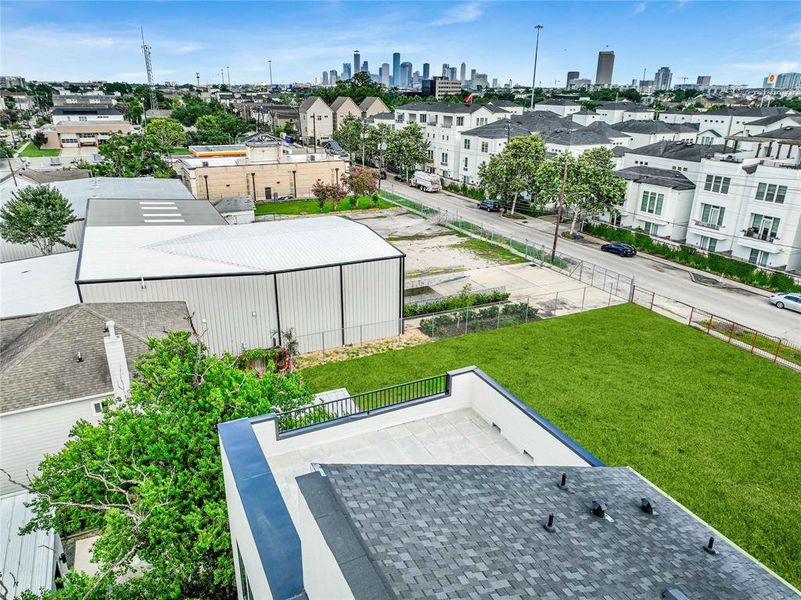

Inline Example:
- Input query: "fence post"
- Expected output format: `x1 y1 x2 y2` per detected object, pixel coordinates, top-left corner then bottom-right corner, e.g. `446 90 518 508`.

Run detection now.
554 291 560 313
360 325 364 346
525 297 530 322
579 261 583 282
608 287 612 306
496 306 501 329
706 314 713 334
465 308 470 334
629 283 636 303
727 322 736 343
650 291 655 311
321 333 326 360
688 306 694 325
750 331 758 353
774 340 783 363
581 287 586 310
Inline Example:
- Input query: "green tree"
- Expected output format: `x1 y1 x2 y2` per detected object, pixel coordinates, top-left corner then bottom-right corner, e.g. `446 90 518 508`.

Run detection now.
145 118 187 149
13 332 313 599
343 166 377 197
332 115 364 156
365 122 392 166
385 122 428 180
535 148 626 234
32 131 47 148
478 134 546 214
0 185 76 255
82 133 173 178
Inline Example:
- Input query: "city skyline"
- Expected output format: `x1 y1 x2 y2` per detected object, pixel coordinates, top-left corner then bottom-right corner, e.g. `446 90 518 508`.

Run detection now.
1 1 800 87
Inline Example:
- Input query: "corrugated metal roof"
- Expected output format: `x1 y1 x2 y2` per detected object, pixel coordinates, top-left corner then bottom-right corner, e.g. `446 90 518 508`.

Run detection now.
0 177 194 220
0 492 56 597
77 216 403 282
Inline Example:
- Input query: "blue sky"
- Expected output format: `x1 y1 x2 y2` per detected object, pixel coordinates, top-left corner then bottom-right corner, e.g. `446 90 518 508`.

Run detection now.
1 1 799 87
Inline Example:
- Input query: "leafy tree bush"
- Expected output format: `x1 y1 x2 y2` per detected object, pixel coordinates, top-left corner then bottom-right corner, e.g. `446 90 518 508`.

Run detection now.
311 180 348 211
144 118 186 149
0 185 76 254
405 287 511 317
32 131 48 148
343 166 377 197
13 332 314 599
78 133 173 178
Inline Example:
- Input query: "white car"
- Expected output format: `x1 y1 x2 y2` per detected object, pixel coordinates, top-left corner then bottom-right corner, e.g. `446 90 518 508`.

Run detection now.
769 293 801 313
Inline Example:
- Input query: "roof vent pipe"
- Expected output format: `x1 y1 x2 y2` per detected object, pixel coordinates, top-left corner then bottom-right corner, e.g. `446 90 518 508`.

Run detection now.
591 499 607 518
640 497 656 515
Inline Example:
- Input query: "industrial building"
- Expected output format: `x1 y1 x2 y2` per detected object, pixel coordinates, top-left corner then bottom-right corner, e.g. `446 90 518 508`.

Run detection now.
76 199 404 354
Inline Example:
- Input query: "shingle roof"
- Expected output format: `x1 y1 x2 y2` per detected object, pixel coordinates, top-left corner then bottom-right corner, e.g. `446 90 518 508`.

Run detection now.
537 98 580 106
0 302 190 413
626 140 727 162
330 96 359 112
461 119 535 139
747 114 801 127
544 129 612 146
705 106 791 117
616 165 696 190
301 464 798 600
16 169 90 184
299 96 328 112
367 111 394 122
585 121 632 139
742 126 801 142
359 97 388 112
598 102 653 112
611 119 684 134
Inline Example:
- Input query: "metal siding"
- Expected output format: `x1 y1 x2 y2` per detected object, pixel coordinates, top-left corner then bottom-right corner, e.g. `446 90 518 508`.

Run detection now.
342 258 401 344
1 220 83 262
80 275 278 355
276 267 341 353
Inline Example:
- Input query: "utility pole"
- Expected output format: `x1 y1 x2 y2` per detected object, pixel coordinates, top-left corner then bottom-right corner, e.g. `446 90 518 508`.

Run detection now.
268 60 273 87
196 72 200 88
550 155 569 263
221 69 224 86
227 66 231 86
312 116 317 153
529 24 543 110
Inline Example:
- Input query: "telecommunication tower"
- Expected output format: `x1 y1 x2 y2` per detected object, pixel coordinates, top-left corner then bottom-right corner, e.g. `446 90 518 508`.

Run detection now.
140 28 158 111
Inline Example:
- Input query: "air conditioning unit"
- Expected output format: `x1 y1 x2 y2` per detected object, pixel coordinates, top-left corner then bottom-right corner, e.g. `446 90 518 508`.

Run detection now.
309 155 316 161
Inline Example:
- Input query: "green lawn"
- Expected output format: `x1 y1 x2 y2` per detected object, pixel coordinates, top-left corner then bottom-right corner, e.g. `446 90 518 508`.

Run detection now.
255 196 393 215
170 147 191 155
19 143 60 157
453 237 528 264
301 303 801 587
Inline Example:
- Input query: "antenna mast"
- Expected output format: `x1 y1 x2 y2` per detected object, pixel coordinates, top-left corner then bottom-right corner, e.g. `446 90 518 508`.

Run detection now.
140 27 158 110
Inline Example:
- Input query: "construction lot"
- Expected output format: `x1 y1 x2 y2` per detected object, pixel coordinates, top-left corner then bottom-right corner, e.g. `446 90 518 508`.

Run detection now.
349 209 621 318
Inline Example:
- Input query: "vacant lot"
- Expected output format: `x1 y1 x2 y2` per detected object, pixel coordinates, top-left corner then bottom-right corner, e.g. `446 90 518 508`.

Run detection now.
255 197 393 215
302 303 801 588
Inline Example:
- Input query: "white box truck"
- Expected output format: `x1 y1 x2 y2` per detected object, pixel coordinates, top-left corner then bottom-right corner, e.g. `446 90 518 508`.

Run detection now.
411 171 441 193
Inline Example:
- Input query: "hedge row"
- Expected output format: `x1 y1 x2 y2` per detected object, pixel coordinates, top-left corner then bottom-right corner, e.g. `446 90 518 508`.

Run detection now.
584 222 801 293
404 289 511 317
441 180 485 201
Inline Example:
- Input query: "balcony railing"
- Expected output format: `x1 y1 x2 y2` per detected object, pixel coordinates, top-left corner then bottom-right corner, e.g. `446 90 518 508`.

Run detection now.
693 219 721 231
744 229 779 243
276 374 449 434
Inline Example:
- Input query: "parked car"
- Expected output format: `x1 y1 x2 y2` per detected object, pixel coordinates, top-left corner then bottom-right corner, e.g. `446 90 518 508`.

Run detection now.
477 200 501 212
769 293 801 313
410 170 441 192
322 140 349 158
601 242 637 257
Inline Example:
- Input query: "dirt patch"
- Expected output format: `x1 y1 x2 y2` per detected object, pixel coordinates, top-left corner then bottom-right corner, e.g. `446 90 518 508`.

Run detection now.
295 329 431 368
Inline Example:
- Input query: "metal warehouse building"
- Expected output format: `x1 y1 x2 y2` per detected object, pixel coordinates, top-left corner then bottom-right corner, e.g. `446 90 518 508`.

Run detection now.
76 199 404 354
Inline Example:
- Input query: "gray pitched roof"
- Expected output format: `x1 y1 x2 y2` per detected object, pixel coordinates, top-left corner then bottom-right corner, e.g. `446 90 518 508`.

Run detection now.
705 106 791 117
742 126 801 142
747 114 801 127
367 111 394 122
16 169 90 184
298 96 328 112
359 97 387 112
598 102 653 112
462 113 597 143
612 119 684 134
0 302 190 413
585 120 632 139
461 119 534 139
627 140 726 162
537 98 580 106
544 128 612 146
330 96 358 112
301 464 798 600
616 165 696 190
212 195 255 214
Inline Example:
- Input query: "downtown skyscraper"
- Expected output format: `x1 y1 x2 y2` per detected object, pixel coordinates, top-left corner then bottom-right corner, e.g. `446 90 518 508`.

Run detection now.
392 52 401 86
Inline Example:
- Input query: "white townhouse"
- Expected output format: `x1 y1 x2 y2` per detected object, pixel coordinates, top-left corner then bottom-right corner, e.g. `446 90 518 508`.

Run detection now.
611 120 697 149
696 107 794 138
50 107 125 125
532 98 581 118
393 102 511 181
686 126 801 269
657 110 705 125
595 101 655 124
571 110 602 126
614 165 696 240
620 140 726 187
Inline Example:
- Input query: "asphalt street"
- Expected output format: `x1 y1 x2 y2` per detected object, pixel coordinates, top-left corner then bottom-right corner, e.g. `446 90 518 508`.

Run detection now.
383 180 801 346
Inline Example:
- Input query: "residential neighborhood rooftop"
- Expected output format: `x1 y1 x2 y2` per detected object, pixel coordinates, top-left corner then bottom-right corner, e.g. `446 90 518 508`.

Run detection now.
0 253 81 319
626 140 726 161
300 464 797 600
397 101 509 114
616 165 697 190
0 302 190 413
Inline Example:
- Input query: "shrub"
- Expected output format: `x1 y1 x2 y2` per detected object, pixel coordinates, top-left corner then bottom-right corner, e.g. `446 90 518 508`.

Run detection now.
404 287 511 317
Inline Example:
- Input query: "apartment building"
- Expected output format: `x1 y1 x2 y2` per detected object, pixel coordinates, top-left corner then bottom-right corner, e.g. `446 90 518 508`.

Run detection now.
178 141 349 201
421 77 462 100
298 97 333 146
686 126 801 269
696 107 793 137
610 120 697 149
39 105 131 149
595 102 655 124
394 102 511 181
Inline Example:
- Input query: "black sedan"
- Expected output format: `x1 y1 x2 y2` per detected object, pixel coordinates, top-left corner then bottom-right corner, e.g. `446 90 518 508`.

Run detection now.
601 242 637 257
477 199 501 212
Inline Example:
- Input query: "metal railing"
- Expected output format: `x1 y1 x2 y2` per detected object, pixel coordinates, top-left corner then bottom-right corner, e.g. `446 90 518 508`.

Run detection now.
276 374 448 433
630 284 801 372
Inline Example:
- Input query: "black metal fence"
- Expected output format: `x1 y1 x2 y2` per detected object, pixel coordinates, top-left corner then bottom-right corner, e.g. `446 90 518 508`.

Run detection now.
277 374 449 434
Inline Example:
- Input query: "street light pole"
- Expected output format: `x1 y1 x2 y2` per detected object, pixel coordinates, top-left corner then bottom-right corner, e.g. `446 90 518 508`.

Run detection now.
550 155 569 263
268 60 273 87
529 24 543 110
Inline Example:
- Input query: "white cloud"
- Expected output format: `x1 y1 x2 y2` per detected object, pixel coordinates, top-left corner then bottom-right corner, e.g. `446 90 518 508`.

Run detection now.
729 61 800 72
633 2 647 15
431 2 483 26
176 43 204 55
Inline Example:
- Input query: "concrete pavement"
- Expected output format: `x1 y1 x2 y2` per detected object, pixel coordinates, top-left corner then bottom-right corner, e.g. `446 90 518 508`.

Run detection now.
383 180 801 346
